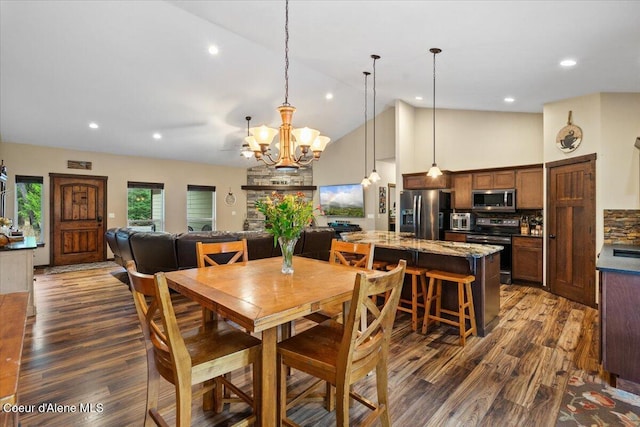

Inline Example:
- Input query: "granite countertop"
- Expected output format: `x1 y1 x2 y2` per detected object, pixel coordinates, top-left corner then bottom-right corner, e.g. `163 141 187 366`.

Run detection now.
597 244 640 275
341 230 503 259
0 236 37 251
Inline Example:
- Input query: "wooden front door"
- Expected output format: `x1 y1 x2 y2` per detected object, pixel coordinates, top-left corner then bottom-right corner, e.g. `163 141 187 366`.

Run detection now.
546 154 596 307
50 174 107 266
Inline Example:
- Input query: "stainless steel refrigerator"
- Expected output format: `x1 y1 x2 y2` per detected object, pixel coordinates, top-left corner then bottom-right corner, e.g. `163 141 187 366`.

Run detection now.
399 190 451 240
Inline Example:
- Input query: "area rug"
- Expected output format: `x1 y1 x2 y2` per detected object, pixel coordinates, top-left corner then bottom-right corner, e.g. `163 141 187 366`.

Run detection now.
556 371 640 426
44 260 120 274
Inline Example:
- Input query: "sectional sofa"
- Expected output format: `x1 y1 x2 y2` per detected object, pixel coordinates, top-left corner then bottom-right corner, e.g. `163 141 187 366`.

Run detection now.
105 227 336 275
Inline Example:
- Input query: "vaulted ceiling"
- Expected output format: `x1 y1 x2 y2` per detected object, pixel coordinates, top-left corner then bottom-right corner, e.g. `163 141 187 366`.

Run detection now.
1 1 639 168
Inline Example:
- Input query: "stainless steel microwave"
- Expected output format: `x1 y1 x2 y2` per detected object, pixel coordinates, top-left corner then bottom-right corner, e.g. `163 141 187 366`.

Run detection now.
471 189 516 212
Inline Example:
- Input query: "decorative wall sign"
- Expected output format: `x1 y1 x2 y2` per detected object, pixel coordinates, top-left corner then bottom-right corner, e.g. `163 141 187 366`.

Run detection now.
67 160 92 170
224 188 237 206
556 111 583 153
378 186 386 214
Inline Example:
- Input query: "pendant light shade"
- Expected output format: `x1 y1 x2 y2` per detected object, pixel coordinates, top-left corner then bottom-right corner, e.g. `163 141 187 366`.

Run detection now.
241 116 256 158
428 48 443 178
361 71 371 188
368 54 381 183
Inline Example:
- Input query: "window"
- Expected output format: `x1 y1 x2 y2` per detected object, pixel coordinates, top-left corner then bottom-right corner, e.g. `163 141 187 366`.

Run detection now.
15 175 44 242
127 182 164 231
187 185 216 232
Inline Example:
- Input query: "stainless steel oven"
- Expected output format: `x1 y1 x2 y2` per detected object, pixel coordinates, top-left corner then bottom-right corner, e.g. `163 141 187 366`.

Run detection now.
466 217 519 284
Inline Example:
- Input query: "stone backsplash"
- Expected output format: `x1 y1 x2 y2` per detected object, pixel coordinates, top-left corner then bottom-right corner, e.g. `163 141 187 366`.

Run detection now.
603 209 640 245
245 164 314 231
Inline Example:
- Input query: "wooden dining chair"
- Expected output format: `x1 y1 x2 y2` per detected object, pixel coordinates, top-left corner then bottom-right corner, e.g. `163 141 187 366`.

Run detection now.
278 260 407 427
125 260 261 427
196 239 248 267
305 239 374 324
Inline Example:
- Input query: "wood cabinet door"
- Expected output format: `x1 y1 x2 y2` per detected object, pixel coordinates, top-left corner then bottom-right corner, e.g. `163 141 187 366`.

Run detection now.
403 172 450 189
472 172 493 189
444 232 467 242
452 173 472 209
493 170 515 188
512 236 543 283
516 168 543 209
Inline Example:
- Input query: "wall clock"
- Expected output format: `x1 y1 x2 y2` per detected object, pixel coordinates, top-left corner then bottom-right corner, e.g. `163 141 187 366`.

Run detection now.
224 188 236 206
556 110 583 153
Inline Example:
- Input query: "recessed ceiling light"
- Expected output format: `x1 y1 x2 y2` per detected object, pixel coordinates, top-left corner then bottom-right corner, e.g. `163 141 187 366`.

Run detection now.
325 93 333 100
152 133 162 140
89 122 99 129
415 96 423 101
208 45 219 55
560 59 577 67
504 97 515 103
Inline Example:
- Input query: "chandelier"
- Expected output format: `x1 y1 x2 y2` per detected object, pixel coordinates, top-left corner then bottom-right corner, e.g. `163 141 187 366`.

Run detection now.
244 0 330 170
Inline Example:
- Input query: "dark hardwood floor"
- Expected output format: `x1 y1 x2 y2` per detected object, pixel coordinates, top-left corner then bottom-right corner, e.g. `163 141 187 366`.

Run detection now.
15 265 606 426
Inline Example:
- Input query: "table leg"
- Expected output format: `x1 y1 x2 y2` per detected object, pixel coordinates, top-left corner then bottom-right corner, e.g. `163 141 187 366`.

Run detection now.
260 327 278 426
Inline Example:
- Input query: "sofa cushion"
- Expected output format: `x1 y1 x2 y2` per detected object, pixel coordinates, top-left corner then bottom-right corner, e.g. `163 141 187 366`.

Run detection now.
245 233 279 260
175 231 239 269
115 228 138 266
130 232 179 274
299 227 335 261
105 228 122 266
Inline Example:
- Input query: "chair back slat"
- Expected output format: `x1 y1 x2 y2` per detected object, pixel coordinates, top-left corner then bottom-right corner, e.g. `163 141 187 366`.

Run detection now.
196 239 248 267
126 261 181 379
338 260 406 377
328 239 374 269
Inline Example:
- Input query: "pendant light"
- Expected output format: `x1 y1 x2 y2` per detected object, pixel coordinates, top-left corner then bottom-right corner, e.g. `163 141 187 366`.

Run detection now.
241 116 255 158
427 48 443 178
361 71 371 188
368 54 381 183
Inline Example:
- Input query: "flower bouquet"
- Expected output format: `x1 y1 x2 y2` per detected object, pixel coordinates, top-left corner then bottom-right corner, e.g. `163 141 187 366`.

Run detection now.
255 192 315 273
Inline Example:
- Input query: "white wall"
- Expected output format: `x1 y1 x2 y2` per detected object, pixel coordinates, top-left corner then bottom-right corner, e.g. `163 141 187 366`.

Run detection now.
0 141 247 265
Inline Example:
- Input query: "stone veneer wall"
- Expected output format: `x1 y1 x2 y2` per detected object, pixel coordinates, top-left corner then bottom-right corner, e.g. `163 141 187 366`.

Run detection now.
245 164 314 231
603 209 640 245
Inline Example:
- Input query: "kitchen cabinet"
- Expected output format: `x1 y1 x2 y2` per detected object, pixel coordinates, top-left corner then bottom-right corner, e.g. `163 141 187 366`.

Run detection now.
444 231 467 243
403 171 451 190
452 173 472 209
597 245 640 384
472 170 515 190
512 236 542 283
516 167 543 209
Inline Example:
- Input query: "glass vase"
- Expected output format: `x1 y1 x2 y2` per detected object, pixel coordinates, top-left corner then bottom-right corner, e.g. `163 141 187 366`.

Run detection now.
278 236 298 274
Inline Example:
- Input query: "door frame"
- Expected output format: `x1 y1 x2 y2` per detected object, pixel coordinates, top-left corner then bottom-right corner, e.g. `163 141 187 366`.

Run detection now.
545 153 596 307
49 173 108 266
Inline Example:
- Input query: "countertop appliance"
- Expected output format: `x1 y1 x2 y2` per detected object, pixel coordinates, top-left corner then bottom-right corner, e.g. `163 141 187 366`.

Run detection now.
451 212 474 231
472 189 516 212
399 190 451 240
466 217 520 284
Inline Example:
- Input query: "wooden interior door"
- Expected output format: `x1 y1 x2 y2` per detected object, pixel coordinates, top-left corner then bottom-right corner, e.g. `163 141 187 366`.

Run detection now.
546 154 596 307
50 174 107 266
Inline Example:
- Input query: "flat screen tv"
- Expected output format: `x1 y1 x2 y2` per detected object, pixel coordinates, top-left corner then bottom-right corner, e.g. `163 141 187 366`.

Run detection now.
319 184 365 218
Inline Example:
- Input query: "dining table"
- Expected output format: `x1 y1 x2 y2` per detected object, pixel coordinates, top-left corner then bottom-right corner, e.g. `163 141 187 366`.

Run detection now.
164 255 372 426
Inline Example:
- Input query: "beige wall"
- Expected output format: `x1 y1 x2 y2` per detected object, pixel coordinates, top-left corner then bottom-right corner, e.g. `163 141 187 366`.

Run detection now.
543 92 640 257
0 142 247 265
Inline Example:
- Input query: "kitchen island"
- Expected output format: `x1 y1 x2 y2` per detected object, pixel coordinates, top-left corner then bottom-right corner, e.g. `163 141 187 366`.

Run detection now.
342 230 503 336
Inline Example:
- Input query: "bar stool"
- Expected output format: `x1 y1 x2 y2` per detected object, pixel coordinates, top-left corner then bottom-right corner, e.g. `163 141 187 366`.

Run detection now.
385 264 429 331
422 270 477 346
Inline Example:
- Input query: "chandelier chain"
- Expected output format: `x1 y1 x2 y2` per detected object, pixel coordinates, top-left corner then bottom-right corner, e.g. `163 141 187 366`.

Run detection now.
372 56 377 164
284 0 290 106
